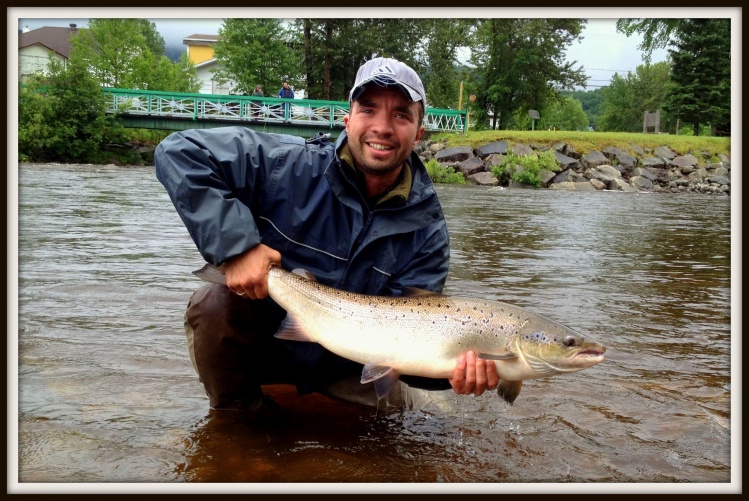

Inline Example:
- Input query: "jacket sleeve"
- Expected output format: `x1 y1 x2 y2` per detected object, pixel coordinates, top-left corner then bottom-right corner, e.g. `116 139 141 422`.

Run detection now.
154 126 280 265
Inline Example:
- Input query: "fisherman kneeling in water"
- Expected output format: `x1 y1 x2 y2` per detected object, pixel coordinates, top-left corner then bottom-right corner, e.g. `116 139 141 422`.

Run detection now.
155 57 499 418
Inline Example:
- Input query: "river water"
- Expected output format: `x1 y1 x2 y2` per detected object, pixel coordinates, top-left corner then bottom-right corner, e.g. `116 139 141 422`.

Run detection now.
12 163 736 493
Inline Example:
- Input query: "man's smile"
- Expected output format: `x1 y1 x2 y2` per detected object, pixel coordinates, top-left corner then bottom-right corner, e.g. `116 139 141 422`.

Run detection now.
368 143 394 151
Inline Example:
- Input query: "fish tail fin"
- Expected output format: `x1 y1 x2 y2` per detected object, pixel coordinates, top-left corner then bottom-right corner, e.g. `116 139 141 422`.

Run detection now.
361 364 400 400
192 263 227 285
497 380 522 405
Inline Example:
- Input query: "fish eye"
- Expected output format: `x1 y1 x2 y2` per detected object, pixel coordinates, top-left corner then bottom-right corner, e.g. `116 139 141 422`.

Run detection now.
564 336 578 347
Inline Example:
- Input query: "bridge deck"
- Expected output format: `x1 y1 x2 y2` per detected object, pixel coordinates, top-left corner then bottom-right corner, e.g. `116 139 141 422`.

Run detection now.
103 88 467 137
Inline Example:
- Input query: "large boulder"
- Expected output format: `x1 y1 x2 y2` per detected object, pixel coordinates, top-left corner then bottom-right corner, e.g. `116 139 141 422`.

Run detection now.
476 141 508 158
553 150 579 171
581 150 609 169
653 145 677 160
456 156 485 177
630 176 653 191
468 171 499 186
435 146 473 163
669 154 699 169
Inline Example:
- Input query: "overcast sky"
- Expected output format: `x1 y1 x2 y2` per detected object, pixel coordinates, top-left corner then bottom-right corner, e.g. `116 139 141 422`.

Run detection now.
12 7 738 90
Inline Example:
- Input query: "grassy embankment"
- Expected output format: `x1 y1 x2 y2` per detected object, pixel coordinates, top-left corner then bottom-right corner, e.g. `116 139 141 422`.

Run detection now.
429 130 732 160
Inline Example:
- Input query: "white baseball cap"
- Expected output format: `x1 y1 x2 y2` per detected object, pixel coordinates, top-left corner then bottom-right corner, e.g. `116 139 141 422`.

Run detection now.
349 57 426 109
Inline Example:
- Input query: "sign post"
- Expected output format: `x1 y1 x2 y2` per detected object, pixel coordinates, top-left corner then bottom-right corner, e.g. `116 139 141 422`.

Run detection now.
528 109 540 131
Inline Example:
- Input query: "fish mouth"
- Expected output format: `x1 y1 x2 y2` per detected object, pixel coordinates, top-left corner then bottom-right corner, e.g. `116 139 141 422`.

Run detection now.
573 348 606 363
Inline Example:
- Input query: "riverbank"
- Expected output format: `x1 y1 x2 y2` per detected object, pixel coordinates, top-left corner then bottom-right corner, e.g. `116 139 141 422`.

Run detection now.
34 129 732 196
420 131 732 195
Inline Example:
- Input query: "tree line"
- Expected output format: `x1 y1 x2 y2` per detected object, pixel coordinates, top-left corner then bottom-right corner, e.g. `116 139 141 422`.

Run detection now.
18 17 731 164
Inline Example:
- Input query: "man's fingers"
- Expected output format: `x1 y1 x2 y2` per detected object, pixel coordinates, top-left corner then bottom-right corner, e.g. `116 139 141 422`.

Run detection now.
473 356 488 396
464 350 477 392
487 360 500 390
449 353 467 393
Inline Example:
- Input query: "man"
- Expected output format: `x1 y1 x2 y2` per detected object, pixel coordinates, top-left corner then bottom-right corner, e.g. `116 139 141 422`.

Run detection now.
155 57 498 418
277 81 294 99
277 81 294 119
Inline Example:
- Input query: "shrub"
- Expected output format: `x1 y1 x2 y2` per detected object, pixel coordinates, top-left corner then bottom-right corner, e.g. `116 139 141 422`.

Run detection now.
424 159 466 184
491 149 559 188
18 59 128 163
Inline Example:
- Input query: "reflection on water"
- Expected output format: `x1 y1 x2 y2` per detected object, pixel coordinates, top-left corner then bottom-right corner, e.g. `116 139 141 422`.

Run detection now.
15 164 733 491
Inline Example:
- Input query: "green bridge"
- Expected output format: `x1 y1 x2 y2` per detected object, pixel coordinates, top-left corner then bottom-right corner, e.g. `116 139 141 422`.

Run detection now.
103 88 467 139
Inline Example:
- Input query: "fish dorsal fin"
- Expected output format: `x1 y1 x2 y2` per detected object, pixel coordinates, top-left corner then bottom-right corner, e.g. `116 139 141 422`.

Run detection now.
497 380 523 405
361 364 401 400
403 286 439 297
273 315 315 343
477 352 517 361
291 268 317 282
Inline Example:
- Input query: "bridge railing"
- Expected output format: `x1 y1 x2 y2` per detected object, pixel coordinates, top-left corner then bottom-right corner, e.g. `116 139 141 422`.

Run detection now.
102 88 466 132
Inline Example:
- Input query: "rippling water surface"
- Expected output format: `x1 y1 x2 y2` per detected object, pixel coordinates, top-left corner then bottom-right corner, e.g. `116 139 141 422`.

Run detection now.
14 163 735 493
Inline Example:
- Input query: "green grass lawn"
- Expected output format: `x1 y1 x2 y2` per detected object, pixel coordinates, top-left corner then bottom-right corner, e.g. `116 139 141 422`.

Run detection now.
430 130 732 159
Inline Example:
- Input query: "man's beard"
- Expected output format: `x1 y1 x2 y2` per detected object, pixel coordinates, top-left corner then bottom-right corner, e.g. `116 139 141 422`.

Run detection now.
349 137 408 177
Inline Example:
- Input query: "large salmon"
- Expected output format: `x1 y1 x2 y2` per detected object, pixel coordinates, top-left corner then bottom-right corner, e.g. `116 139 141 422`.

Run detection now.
193 264 606 404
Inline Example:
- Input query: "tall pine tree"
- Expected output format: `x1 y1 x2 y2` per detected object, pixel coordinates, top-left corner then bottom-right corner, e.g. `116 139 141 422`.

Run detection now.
664 18 731 136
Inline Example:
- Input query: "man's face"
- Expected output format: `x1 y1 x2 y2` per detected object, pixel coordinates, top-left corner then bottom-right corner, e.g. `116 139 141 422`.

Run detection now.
343 86 425 178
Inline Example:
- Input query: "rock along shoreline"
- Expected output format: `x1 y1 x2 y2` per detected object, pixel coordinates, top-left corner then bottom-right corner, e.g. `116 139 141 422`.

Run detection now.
416 139 731 196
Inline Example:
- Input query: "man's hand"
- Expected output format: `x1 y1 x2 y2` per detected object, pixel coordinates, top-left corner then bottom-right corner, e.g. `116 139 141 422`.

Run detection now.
449 350 500 396
224 244 282 300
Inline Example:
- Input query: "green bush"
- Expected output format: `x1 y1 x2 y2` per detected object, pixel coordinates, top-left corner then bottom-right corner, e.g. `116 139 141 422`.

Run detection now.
18 59 128 163
491 149 559 188
18 80 57 161
424 159 466 184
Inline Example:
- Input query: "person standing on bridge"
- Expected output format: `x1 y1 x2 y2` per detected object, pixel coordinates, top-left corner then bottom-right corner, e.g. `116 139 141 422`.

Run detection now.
154 57 499 420
277 81 294 120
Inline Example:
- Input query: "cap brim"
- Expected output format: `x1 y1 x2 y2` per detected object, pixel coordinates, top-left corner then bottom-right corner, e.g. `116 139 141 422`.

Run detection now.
350 77 422 105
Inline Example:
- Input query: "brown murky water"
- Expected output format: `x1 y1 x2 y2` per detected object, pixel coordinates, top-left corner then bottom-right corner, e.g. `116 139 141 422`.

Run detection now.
14 163 735 493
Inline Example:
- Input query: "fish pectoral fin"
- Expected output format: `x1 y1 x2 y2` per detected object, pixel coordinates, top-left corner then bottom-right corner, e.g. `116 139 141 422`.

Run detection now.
361 364 400 400
477 352 517 361
192 263 227 285
496 380 523 406
273 316 315 343
291 268 317 282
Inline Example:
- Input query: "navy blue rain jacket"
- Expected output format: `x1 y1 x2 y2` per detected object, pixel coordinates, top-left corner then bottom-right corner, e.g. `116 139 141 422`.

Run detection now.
154 127 450 297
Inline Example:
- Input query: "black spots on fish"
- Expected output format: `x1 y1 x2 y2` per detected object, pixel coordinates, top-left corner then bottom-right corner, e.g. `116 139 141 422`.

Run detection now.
532 332 548 342
456 307 461 313
522 331 561 345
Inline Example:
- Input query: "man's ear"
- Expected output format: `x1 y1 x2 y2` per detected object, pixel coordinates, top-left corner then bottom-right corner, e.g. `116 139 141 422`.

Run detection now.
414 125 426 145
343 114 350 131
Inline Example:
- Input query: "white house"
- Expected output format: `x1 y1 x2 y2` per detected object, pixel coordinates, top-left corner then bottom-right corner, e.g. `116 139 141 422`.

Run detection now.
18 24 79 80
